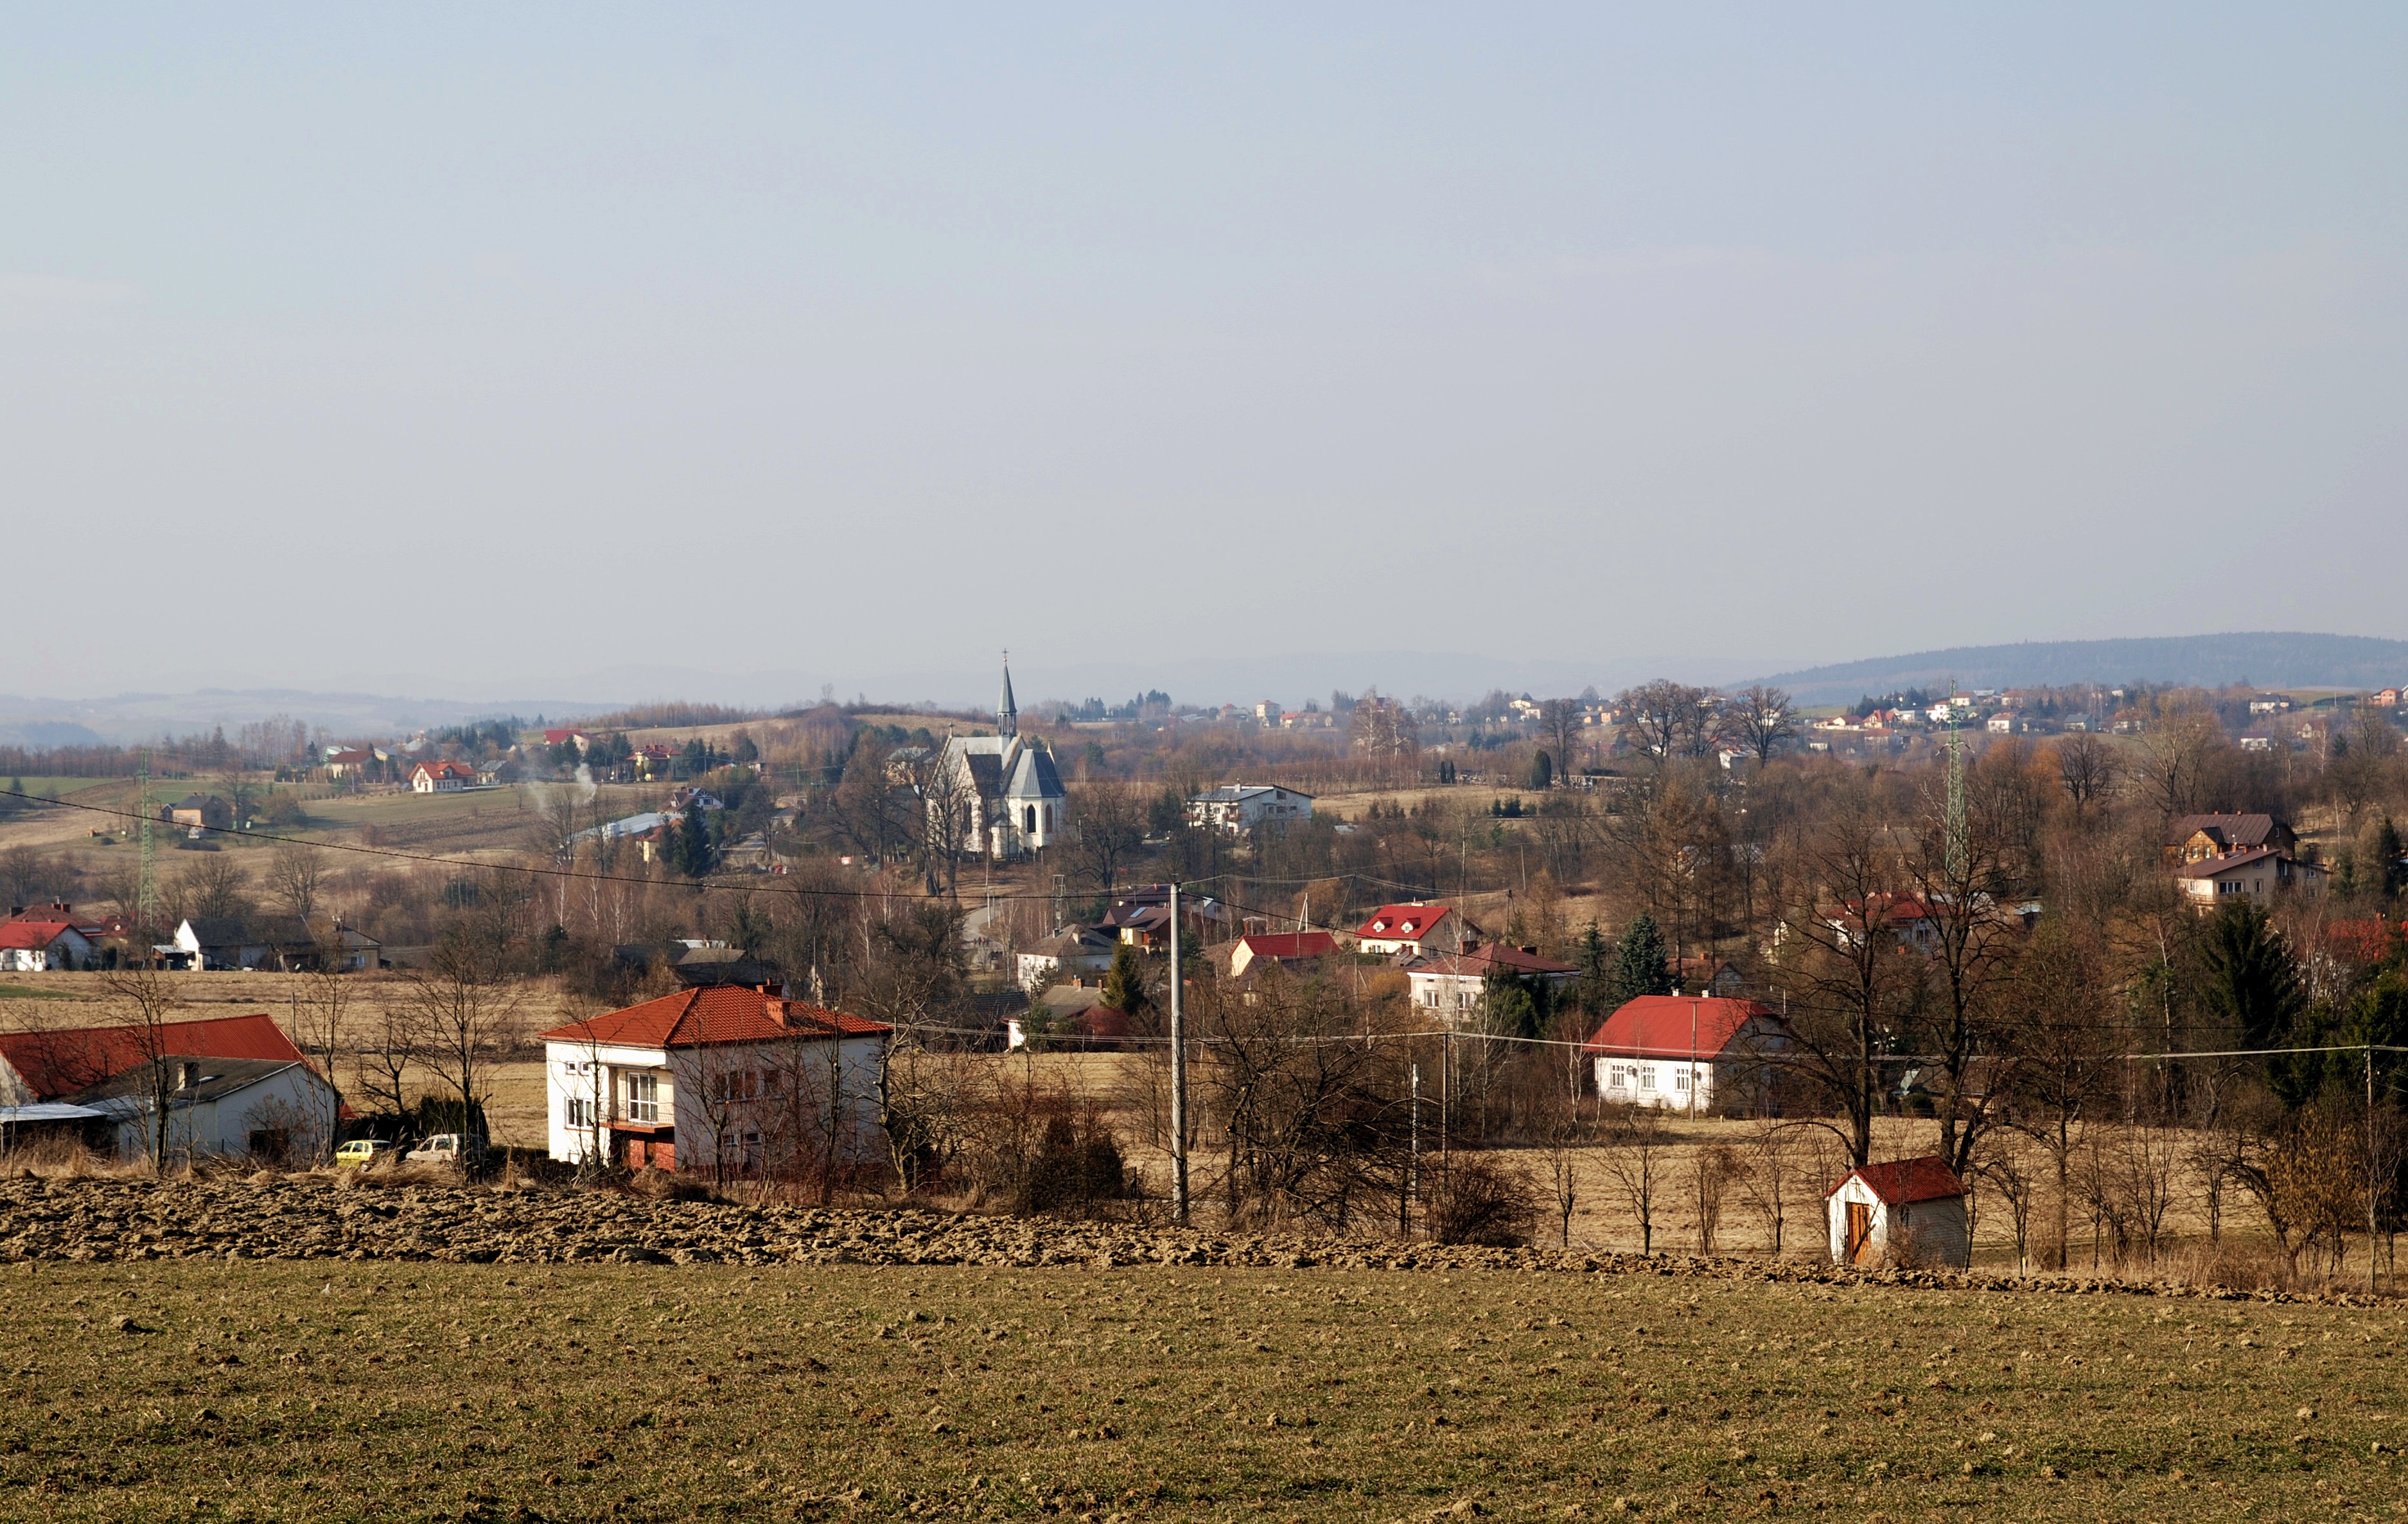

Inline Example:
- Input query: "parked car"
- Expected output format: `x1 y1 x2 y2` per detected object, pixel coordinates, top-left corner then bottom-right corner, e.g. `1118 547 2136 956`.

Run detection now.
403 1133 487 1169
334 1139 396 1170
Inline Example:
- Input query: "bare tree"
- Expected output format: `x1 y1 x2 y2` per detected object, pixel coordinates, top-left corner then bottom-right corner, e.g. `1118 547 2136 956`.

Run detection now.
1538 698 1583 782
1692 1141 1737 1254
1539 1104 1590 1246
266 842 326 925
98 962 186 1170
1595 1102 1669 1254
1066 784 1147 899
1730 684 1796 769
283 941 351 1163
2053 733 2118 817
1734 1119 1800 1257
909 744 981 894
1615 680 1719 765
170 855 249 925
397 926 524 1136
353 997 417 1123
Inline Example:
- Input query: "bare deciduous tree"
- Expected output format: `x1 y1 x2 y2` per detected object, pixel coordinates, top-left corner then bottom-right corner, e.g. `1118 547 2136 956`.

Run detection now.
1595 1102 1669 1254
1730 684 1797 769
267 842 326 924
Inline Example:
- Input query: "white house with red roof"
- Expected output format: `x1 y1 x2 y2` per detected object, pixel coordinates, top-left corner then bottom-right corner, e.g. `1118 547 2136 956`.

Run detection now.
1579 995 1792 1112
409 759 477 793
1405 943 1576 1024
538 985 892 1178
0 916 93 971
1353 903 1466 958
0 1012 338 1162
1826 1155 1970 1268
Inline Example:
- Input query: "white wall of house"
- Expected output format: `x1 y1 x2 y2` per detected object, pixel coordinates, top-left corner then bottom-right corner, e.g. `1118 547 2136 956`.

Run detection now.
543 1034 888 1175
1592 1055 1721 1109
113 1064 337 1163
1825 1176 1971 1268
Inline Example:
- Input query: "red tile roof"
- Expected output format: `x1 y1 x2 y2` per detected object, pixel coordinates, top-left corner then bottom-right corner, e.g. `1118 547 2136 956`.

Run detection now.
1580 995 1778 1059
538 986 890 1050
1234 932 1337 961
0 920 78 951
1829 1155 1965 1204
412 759 476 781
1355 904 1452 941
2174 846 2281 879
0 1013 312 1100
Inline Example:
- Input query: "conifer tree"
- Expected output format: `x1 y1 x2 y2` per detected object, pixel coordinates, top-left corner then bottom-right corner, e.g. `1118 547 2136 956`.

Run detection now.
1610 912 1674 1006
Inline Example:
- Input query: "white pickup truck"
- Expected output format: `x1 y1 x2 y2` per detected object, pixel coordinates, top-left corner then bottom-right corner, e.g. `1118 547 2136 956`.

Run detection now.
403 1133 488 1169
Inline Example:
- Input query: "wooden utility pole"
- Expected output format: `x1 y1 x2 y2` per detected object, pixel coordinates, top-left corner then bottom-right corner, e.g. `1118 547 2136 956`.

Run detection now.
1170 881 1189 1226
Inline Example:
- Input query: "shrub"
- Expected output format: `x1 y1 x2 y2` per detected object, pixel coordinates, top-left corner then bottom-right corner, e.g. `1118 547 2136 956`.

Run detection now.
1428 1156 1538 1246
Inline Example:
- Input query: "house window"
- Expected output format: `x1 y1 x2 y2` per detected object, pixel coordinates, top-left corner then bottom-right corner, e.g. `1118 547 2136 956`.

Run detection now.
626 1072 661 1123
1640 1067 1658 1090
1674 1069 1691 1092
1608 1065 1631 1089
565 1097 594 1130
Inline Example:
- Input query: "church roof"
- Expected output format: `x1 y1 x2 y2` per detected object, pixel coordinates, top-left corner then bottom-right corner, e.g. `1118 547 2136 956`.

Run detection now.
1005 743 1066 801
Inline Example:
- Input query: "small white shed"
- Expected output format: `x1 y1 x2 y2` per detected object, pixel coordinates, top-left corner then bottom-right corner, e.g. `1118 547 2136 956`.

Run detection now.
1826 1155 1970 1269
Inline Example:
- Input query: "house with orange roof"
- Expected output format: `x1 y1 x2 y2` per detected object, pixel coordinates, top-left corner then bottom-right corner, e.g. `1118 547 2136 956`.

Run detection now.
538 985 891 1178
409 758 477 793
1353 903 1468 959
1826 1156 1969 1268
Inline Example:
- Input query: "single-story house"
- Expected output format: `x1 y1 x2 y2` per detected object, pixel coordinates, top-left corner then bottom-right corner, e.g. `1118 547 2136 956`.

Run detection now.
163 795 233 833
0 917 95 972
538 985 891 1177
66 1055 337 1164
1218 931 1338 979
0 1011 338 1161
1580 995 1793 1113
1186 784 1315 835
170 917 275 971
1017 925 1120 991
1827 1156 1971 1268
1405 942 1576 1023
1354 903 1466 959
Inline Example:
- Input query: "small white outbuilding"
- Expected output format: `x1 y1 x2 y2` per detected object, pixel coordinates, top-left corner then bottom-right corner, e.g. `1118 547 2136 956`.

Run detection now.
1826 1155 1971 1269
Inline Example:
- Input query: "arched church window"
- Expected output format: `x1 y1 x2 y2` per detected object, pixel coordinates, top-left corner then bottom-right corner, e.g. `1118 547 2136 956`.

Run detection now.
1025 805 1037 833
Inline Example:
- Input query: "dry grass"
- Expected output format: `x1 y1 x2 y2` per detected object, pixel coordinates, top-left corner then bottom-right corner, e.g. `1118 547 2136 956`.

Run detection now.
8 1257 2405 1522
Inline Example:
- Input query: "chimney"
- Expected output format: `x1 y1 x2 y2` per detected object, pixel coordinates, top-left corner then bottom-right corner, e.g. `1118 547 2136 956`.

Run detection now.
173 1061 196 1090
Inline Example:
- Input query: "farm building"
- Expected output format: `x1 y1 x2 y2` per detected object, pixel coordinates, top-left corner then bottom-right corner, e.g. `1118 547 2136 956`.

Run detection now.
1826 1155 1971 1268
538 984 891 1178
0 1012 338 1163
1579 995 1793 1113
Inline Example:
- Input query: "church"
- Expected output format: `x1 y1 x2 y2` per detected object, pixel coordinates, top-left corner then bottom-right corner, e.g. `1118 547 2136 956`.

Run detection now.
930 660 1069 859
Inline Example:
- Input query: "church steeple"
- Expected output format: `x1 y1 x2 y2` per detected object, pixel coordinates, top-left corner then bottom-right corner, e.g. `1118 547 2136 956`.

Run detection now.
997 651 1018 739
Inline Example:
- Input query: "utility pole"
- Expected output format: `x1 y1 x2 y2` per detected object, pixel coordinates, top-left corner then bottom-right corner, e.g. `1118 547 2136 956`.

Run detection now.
2369 1044 2380 1295
1944 675 1967 883
1169 880 1188 1227
1406 1060 1420 1236
137 747 154 964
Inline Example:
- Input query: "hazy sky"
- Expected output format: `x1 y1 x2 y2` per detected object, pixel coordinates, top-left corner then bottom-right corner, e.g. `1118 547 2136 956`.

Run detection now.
5 6 2403 705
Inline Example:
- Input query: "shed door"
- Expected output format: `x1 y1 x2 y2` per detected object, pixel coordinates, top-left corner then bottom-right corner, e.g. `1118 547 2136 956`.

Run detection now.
1845 1201 1873 1264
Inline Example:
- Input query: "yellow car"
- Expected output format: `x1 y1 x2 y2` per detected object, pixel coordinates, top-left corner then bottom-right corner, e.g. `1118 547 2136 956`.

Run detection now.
334 1139 396 1169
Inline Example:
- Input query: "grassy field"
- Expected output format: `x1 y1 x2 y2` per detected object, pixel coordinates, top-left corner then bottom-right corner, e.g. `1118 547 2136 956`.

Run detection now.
8 1257 2404 1523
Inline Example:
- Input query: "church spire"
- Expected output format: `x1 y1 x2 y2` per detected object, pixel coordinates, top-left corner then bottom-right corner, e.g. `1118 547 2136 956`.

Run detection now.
997 651 1018 738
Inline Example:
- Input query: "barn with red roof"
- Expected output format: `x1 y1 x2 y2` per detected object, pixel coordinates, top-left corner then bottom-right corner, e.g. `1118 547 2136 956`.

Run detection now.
1579 994 1793 1113
1826 1155 1970 1268
538 984 891 1177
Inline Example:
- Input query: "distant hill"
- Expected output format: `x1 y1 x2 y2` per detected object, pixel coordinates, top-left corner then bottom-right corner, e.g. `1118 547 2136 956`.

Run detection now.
1755 633 2408 706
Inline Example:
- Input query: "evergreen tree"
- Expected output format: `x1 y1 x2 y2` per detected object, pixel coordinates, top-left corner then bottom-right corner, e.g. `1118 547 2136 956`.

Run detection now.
1527 750 1553 791
1482 965 1546 1040
678 803 716 879
1572 921 1613 1013
1609 912 1674 1006
1100 943 1151 1016
2201 899 2303 1051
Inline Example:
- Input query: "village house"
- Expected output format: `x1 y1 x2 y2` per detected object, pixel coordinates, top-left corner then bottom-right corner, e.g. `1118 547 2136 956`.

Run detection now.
1218 930 1338 979
538 985 890 1176
409 759 477 793
0 912 95 971
2164 812 2298 864
1827 1156 1971 1268
168 917 275 971
322 747 376 780
1581 994 1793 1113
1405 942 1576 1023
928 662 1070 859
0 1012 338 1163
1353 903 1467 959
1186 784 1315 835
1016 925 1119 990
163 794 233 833
2175 846 2325 907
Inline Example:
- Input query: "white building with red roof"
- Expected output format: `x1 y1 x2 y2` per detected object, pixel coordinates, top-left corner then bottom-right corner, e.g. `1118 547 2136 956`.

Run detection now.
1219 930 1338 979
0 916 92 972
1353 903 1466 958
538 985 892 1178
1406 942 1576 1025
0 1012 338 1162
1579 994 1792 1113
1826 1155 1970 1268
409 758 477 793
